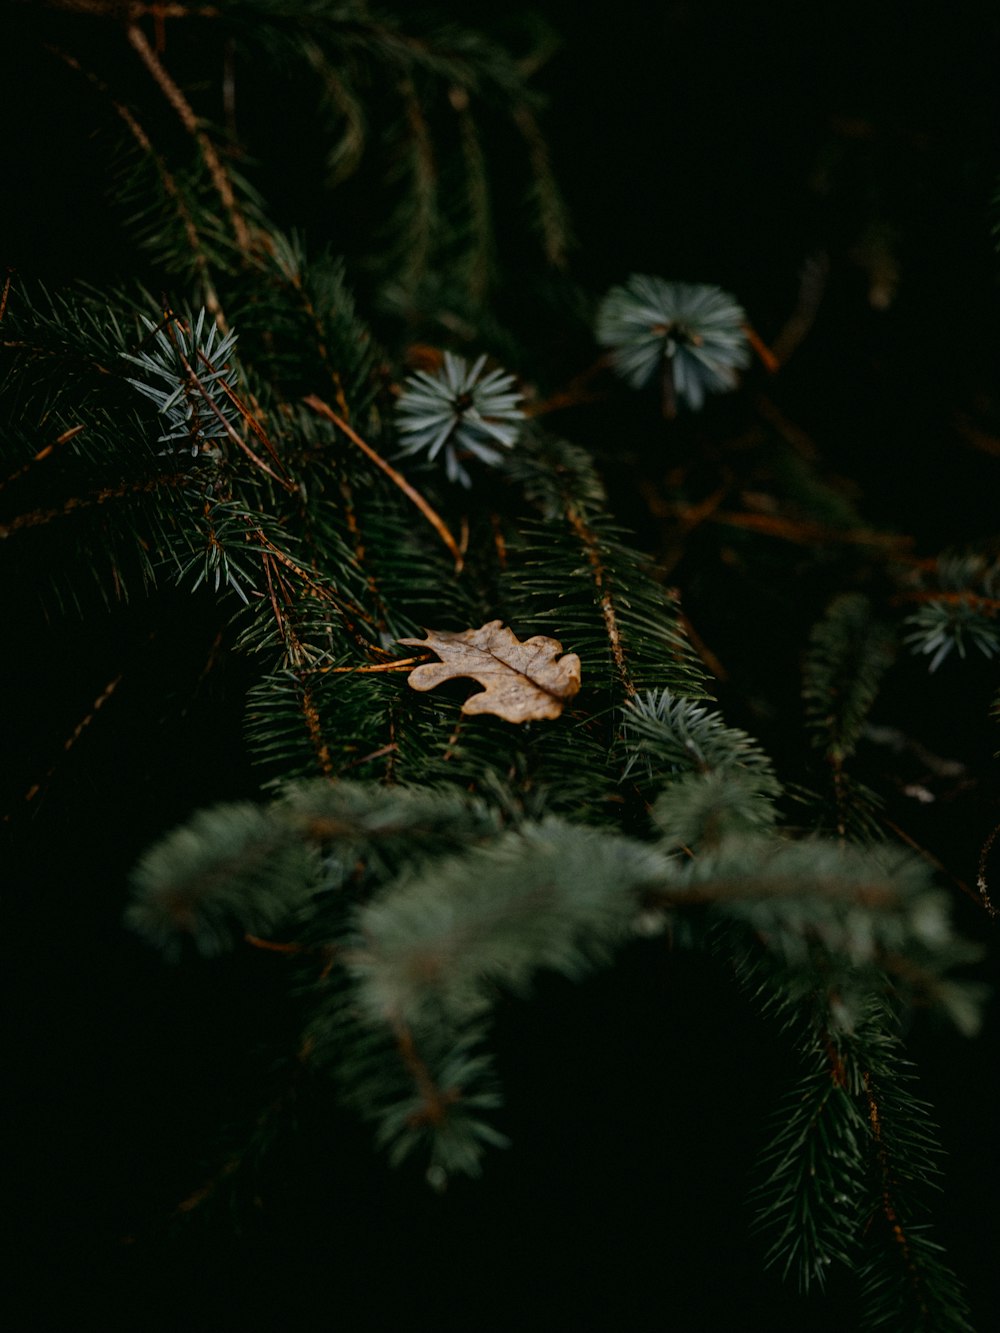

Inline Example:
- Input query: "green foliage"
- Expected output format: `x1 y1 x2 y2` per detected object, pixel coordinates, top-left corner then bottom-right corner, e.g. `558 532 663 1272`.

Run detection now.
804 594 896 763
3 4 993 1327
903 552 1000 672
127 800 321 959
753 1004 974 1330
595 274 750 411
396 351 524 485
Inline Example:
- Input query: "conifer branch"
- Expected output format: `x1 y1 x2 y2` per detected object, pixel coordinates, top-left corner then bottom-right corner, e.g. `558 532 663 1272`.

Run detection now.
566 503 636 698
0 473 188 540
50 45 224 316
5 8 991 1322
126 21 253 253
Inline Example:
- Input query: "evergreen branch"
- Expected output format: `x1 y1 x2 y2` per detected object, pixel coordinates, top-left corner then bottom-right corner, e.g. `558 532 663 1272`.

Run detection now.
298 677 335 776
854 1029 973 1331
126 21 254 253
349 819 667 1028
50 45 224 316
389 1015 463 1130
753 1044 868 1291
454 95 495 303
566 503 635 698
394 76 438 298
512 102 570 268
126 800 321 959
803 594 895 840
738 947 974 1326
623 689 777 777
247 526 383 658
0 472 188 540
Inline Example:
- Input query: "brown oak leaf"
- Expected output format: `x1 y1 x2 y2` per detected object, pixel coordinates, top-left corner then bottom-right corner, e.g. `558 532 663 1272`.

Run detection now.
398 620 581 722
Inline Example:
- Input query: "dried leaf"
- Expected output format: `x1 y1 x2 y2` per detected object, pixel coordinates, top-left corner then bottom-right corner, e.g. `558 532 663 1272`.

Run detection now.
398 620 582 723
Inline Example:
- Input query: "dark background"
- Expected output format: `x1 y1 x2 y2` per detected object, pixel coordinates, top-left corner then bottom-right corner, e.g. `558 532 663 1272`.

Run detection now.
3 1 1000 1328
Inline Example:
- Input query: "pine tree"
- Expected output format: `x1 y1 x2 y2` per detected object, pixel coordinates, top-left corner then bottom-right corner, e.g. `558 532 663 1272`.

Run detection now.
3 3 997 1329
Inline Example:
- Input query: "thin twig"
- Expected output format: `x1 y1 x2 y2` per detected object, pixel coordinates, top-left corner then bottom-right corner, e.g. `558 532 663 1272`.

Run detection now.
524 355 611 418
644 876 899 910
340 742 399 771
891 589 1000 614
672 506 914 553
0 269 12 324
304 656 428 675
3 670 124 823
171 338 293 491
0 424 85 494
673 602 729 682
742 323 780 374
303 395 464 571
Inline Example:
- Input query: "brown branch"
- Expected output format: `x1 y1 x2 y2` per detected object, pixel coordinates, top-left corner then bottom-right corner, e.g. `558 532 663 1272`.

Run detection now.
50 46 222 318
673 600 729 682
170 338 293 490
3 670 124 823
644 875 899 910
299 679 334 776
200 351 289 481
0 424 85 494
879 817 981 911
862 1071 931 1322
340 742 399 772
891 588 1000 614
398 77 437 292
126 21 252 252
0 472 188 539
250 528 382 644
676 506 914 553
742 323 780 374
770 253 829 367
0 268 11 325
524 355 611 418
303 395 464 572
254 527 386 663
304 656 429 675
340 477 389 638
566 504 635 697
822 1033 849 1089
244 934 306 956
